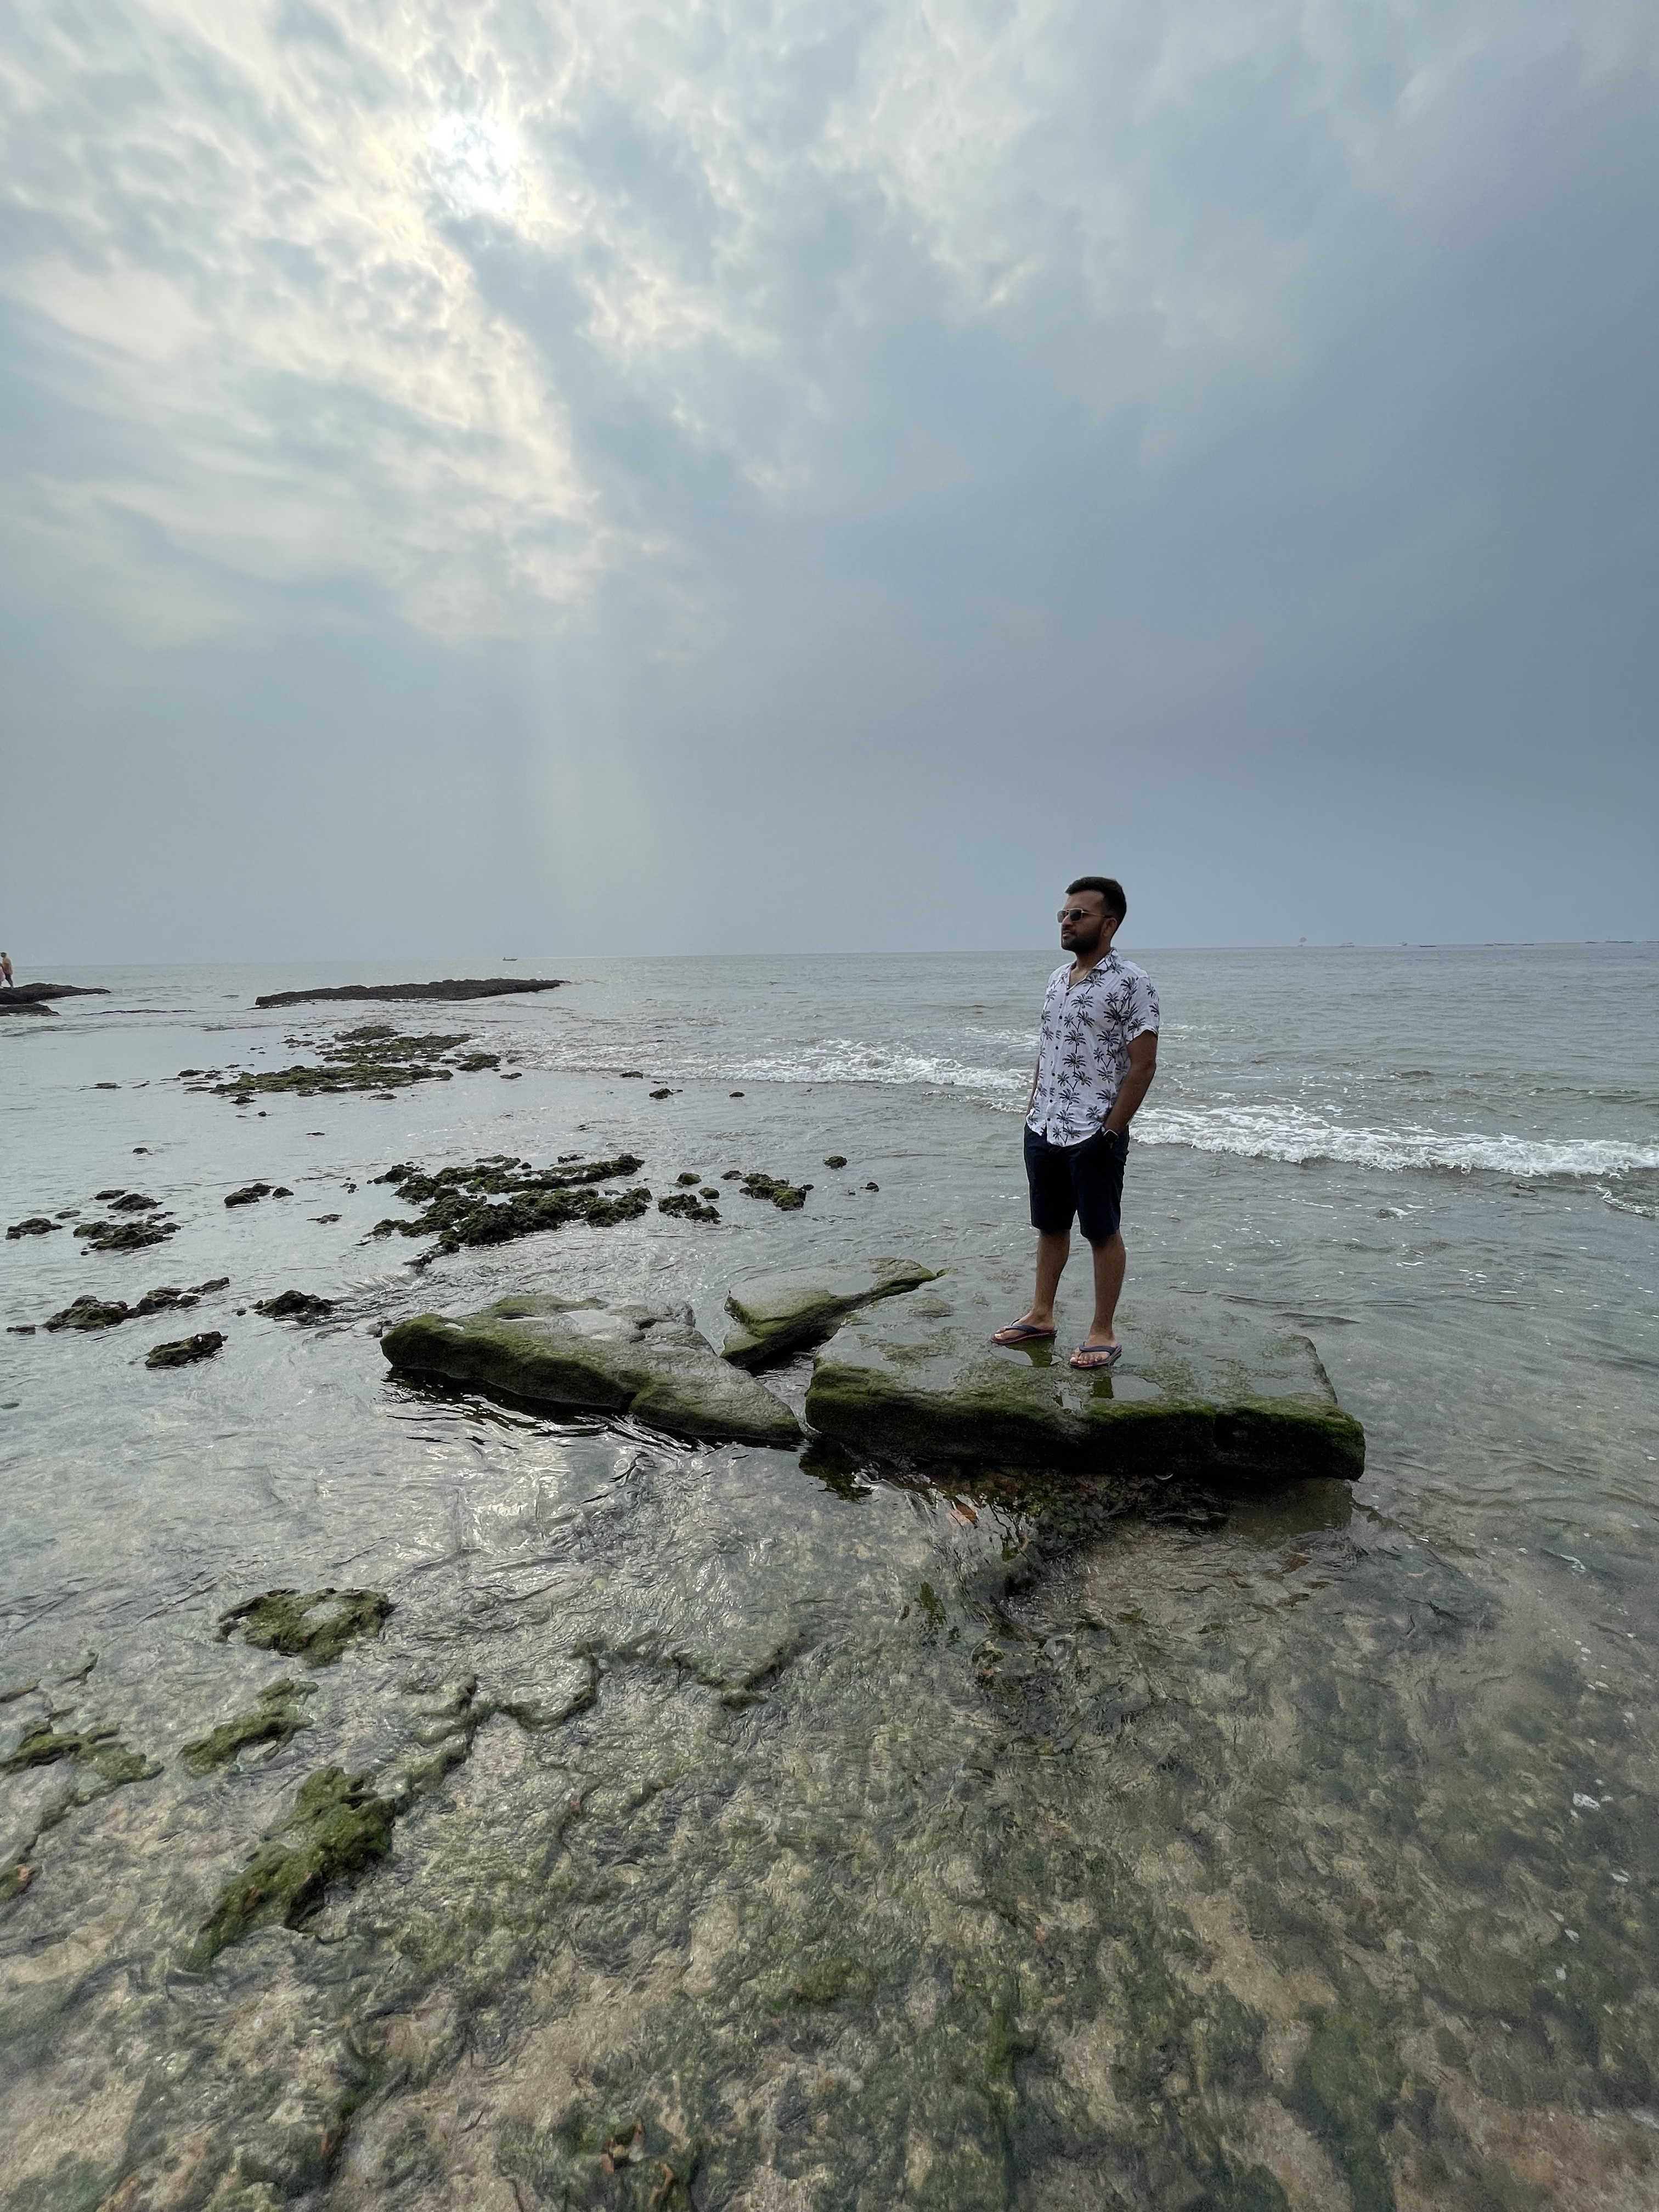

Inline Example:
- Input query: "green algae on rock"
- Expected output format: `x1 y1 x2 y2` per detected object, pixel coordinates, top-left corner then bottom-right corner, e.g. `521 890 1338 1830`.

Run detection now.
721 1256 941 1367
381 1294 802 1447
217 1587 394 1666
370 1153 650 1256
185 1766 397 1968
206 1023 491 1102
735 1169 812 1210
805 1279 1365 1482
182 1679 315 1774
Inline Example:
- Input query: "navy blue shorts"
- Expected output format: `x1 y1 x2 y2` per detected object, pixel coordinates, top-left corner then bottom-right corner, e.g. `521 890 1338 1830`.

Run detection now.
1024 1124 1128 1245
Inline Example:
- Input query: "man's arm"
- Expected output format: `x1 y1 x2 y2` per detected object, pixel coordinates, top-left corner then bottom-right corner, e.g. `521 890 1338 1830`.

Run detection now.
1028 1061 1040 1114
1103 1031 1157 1134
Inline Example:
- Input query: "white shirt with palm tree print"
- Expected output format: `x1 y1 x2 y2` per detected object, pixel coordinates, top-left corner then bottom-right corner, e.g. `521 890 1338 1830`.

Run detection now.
1027 951 1160 1145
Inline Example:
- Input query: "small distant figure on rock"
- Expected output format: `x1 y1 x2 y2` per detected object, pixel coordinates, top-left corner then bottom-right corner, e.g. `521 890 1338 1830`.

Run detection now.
0 951 13 988
992 877 1159 1371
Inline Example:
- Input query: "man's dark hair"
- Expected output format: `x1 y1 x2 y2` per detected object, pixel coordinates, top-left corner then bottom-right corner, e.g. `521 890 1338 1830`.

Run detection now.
1067 875 1127 923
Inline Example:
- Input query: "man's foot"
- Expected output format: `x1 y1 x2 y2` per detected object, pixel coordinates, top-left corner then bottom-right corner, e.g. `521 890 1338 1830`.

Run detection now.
1069 1340 1122 1370
992 1319 1056 1345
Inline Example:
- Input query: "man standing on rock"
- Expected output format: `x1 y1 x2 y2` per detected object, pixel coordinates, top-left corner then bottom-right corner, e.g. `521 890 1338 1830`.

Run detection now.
994 877 1160 1369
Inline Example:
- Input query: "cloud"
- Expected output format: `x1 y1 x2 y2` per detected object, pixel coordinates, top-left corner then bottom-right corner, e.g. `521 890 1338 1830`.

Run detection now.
4 0 1650 640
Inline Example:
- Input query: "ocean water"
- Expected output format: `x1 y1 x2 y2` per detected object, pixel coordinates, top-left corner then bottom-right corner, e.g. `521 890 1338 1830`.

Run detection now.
1 945 1656 2211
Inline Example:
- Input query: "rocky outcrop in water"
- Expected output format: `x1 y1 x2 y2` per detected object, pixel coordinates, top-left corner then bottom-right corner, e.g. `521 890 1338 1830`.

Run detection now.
252 977 567 1009
75 1215 178 1252
370 1153 650 1255
205 1023 497 1102
721 1256 939 1367
145 1331 224 1368
4 983 110 1000
45 1286 204 1333
805 1278 1365 1482
0 982 111 1014
251 1289 335 1322
382 1294 803 1447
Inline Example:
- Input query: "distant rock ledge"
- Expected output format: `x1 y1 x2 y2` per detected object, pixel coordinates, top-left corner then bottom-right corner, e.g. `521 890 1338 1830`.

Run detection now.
252 977 568 1010
0 982 111 1015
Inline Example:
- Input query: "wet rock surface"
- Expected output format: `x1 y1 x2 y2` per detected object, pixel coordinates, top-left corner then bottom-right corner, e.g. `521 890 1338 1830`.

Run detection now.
252 976 567 1009
7 1216 60 1239
806 1275 1365 1482
722 1255 940 1365
382 1294 803 1447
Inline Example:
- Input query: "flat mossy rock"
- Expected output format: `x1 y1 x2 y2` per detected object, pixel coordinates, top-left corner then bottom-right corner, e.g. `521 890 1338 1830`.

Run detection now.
722 1257 940 1367
382 1295 802 1448
805 1279 1365 1483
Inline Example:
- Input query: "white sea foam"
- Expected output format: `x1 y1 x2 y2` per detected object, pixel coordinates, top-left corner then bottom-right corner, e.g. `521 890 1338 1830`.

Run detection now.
535 1027 1658 1186
1133 1104 1659 1181
670 1039 1032 1100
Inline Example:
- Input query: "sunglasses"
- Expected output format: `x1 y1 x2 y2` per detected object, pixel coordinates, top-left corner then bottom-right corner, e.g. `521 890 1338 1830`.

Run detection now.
1057 907 1096 923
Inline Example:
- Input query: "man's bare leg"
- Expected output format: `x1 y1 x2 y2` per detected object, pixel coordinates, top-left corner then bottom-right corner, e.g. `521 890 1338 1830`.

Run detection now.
1079 1232 1125 1351
993 1231 1071 1339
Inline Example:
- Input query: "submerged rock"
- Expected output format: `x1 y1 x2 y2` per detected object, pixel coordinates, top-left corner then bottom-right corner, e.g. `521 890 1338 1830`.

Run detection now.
5 1217 59 1239
224 1183 272 1207
186 1765 397 1968
218 1588 394 1666
722 1257 940 1367
805 1279 1365 1482
182 1680 316 1774
382 1295 802 1447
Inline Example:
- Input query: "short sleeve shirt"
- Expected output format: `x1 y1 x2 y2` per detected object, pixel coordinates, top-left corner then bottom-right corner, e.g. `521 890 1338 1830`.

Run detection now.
1027 951 1160 1144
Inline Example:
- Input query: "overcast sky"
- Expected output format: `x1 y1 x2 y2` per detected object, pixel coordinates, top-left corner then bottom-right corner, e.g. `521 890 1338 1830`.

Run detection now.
2 0 1655 962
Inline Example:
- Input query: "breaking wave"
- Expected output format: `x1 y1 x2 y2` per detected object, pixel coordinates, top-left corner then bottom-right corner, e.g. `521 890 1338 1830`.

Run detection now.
1131 1105 1659 1181
536 1028 1658 1189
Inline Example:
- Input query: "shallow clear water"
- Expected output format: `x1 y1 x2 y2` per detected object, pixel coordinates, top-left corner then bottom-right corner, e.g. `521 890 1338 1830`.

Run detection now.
1 947 1656 2211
